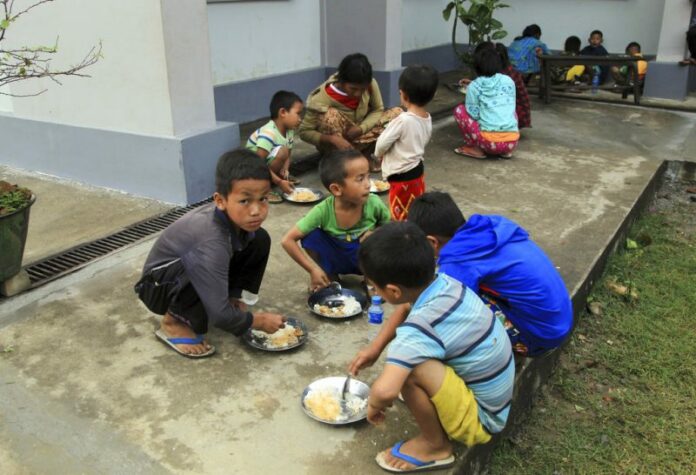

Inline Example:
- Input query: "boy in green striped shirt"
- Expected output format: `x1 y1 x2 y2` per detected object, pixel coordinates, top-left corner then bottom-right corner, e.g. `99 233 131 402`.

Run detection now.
246 90 304 198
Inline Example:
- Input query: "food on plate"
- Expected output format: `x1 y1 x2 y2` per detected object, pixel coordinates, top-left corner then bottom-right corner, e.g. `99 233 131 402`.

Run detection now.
304 389 342 421
370 179 390 193
313 295 362 317
250 323 304 349
287 188 318 202
304 389 367 422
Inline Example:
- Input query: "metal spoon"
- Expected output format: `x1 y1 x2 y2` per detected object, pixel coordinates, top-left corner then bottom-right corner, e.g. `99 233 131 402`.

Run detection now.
339 374 352 414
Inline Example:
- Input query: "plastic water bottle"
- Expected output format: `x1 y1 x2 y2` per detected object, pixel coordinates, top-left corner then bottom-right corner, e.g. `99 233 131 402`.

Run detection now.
367 295 384 341
591 68 600 94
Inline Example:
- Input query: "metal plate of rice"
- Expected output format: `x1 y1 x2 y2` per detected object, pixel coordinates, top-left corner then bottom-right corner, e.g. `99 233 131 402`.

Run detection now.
242 318 308 352
301 376 370 425
369 179 390 194
282 187 325 204
307 282 367 319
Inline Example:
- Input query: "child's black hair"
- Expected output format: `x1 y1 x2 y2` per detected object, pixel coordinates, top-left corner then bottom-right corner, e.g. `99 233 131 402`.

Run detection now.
495 43 511 68
516 24 542 41
359 222 435 289
407 192 466 239
564 36 582 54
474 47 502 77
590 30 603 39
398 64 439 106
626 41 641 53
336 53 373 85
215 149 271 196
318 149 366 190
475 41 495 54
269 90 302 119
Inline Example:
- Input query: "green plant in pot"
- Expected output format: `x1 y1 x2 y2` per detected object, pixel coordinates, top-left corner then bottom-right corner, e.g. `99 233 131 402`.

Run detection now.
443 0 509 68
0 181 35 285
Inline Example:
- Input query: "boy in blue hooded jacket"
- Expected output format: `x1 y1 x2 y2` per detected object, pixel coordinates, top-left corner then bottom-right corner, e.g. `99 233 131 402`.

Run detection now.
349 192 572 372
409 192 573 356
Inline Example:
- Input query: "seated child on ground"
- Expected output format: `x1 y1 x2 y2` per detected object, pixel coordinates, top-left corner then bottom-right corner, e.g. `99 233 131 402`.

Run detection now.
357 222 514 472
135 149 286 358
246 90 304 199
453 47 519 159
580 30 609 83
409 192 573 356
495 42 532 129
374 64 438 220
611 42 648 86
281 149 390 292
550 35 586 84
507 24 550 78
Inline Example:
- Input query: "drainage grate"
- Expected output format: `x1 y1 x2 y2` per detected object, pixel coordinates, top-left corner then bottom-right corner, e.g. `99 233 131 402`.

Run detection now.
23 197 212 289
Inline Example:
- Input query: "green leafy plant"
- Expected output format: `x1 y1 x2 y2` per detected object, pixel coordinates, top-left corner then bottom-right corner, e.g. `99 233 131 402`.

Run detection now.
443 0 509 66
0 180 32 216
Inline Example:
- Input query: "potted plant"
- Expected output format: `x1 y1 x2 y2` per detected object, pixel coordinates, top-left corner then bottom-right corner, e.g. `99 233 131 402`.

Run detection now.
0 181 35 285
443 0 509 67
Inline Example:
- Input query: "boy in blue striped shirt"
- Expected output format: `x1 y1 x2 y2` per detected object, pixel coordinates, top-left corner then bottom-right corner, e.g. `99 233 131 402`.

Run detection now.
357 222 514 472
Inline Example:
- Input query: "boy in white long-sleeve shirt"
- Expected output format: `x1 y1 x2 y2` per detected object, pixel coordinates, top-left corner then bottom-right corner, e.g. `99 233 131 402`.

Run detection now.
374 65 438 220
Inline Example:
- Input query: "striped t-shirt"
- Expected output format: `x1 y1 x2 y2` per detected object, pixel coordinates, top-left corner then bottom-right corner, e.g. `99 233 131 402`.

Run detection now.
246 120 294 158
386 273 515 433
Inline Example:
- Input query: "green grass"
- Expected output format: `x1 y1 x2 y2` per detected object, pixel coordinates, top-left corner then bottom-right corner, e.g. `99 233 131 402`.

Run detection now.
489 199 696 474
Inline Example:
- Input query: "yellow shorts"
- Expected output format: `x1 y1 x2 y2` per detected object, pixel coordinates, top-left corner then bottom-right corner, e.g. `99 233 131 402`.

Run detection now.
565 65 585 82
430 366 492 446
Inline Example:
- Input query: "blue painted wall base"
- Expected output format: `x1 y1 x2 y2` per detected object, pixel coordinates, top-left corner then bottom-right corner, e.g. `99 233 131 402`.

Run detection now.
644 62 691 101
0 114 238 205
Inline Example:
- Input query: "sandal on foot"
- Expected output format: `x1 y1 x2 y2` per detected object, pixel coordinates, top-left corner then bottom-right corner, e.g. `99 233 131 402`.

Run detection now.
155 329 216 358
500 152 513 159
375 442 455 473
453 146 486 159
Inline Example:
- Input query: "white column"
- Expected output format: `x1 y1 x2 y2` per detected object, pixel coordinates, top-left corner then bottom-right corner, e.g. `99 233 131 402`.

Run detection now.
323 0 402 71
5 0 218 138
160 0 217 136
655 0 693 62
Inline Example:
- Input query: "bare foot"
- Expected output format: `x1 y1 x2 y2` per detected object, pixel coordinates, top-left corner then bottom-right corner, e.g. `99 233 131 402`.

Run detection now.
453 145 486 159
160 313 211 356
378 436 452 471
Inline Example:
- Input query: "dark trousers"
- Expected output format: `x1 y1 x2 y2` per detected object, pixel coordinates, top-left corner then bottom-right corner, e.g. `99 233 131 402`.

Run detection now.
688 27 696 59
168 228 271 334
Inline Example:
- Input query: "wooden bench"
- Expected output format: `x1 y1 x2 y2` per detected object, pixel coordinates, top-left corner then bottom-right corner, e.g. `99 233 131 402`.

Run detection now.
539 55 644 105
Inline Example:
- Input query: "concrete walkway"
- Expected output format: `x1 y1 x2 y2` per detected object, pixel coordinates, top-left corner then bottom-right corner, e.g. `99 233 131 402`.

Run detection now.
1 100 695 474
0 167 171 265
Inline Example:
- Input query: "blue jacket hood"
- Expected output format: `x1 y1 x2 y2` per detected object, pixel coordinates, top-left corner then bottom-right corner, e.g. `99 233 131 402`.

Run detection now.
439 214 528 264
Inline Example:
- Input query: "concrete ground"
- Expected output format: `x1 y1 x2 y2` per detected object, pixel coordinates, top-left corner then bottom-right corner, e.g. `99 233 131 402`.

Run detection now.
1 98 695 474
0 167 171 265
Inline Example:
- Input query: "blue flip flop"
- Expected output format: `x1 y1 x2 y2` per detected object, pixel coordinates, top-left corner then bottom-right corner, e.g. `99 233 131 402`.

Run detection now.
375 441 455 473
155 329 216 358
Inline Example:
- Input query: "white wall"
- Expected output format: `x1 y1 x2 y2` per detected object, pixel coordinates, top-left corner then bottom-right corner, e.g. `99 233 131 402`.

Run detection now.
208 0 322 84
402 0 458 51
0 87 12 113
402 0 666 55
7 0 176 136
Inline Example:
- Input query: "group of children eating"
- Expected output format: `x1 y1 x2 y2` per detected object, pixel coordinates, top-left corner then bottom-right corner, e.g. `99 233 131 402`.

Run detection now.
135 50 574 473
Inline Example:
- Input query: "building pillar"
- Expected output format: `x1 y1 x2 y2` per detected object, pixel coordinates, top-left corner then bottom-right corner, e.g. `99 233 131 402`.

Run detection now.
321 0 403 107
0 0 237 204
644 0 694 101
